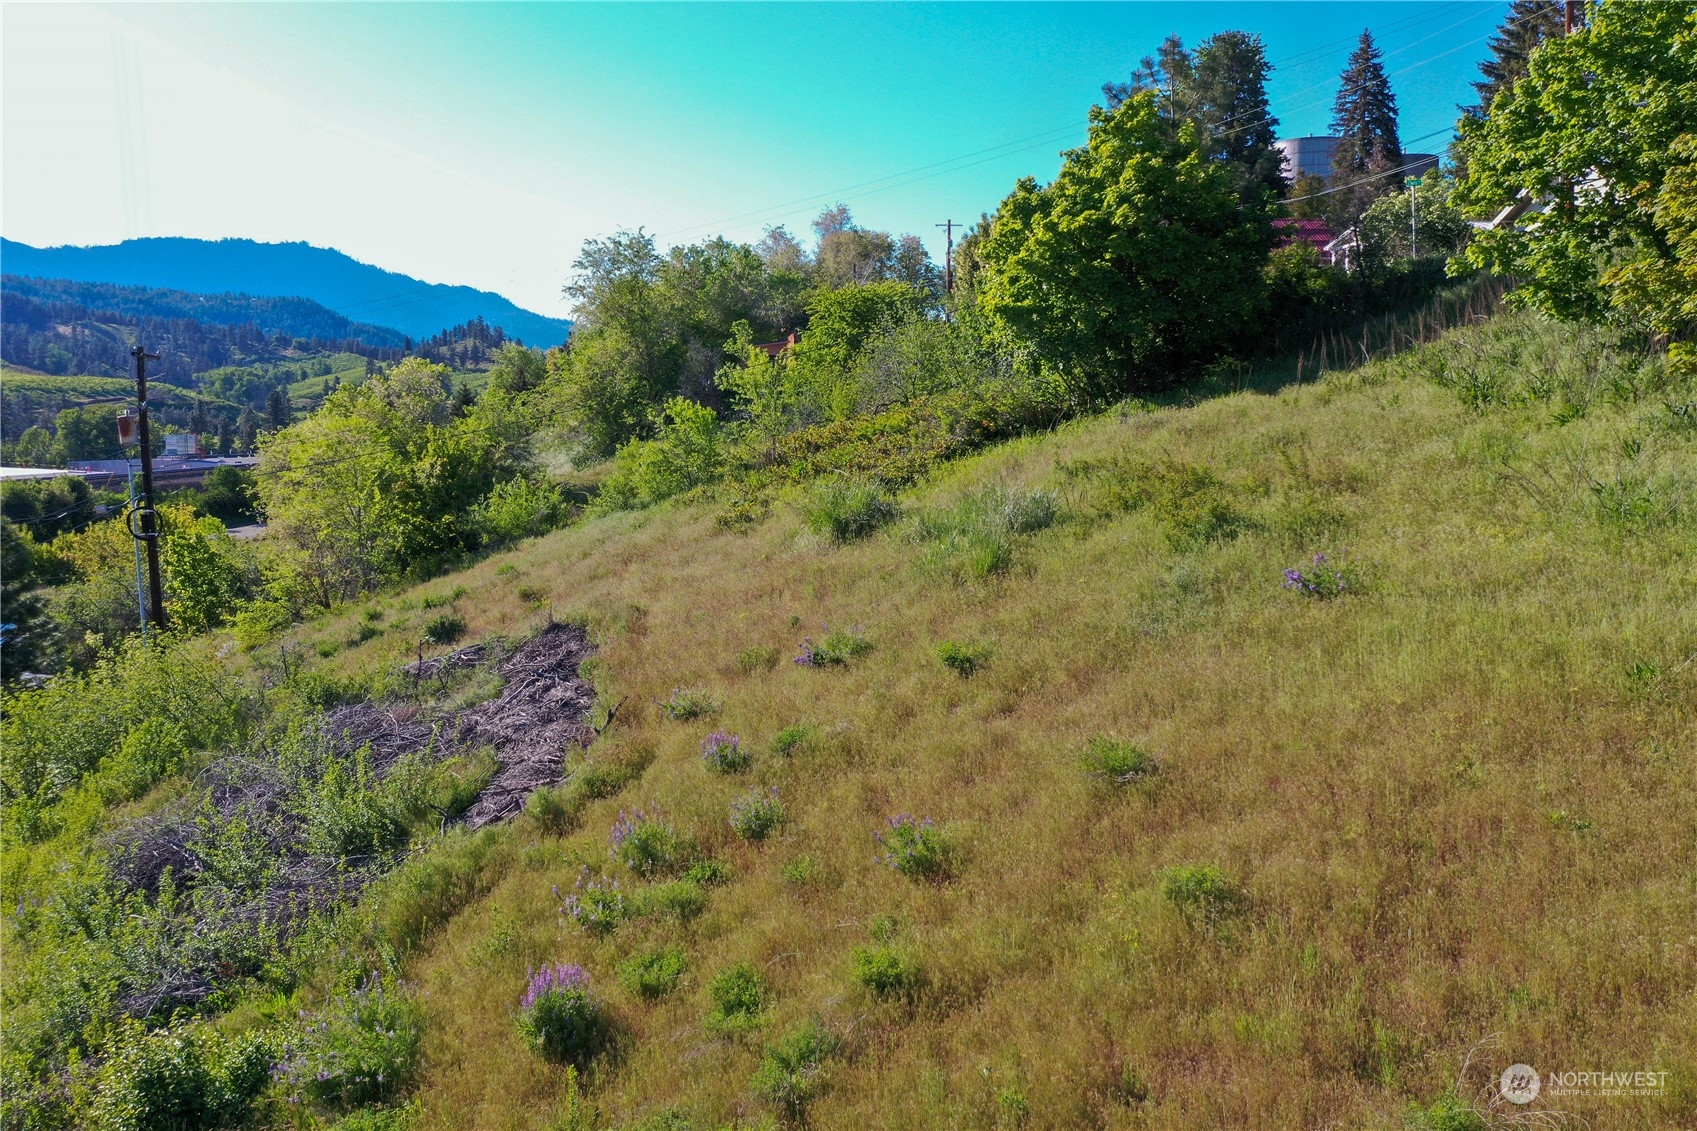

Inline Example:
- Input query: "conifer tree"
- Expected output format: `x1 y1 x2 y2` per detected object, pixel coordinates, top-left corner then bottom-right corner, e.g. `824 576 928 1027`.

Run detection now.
215 416 233 457
1471 0 1569 115
266 386 291 431
1329 30 1403 225
237 407 258 453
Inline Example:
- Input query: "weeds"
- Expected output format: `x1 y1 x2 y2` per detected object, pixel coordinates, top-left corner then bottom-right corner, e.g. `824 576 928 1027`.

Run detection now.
1283 550 1356 598
794 626 871 667
610 808 690 876
771 723 816 757
275 974 423 1110
618 947 688 1001
801 476 898 543
877 815 948 880
706 963 767 1035
751 1019 839 1123
736 645 781 674
936 640 990 677
1079 738 1158 785
729 787 786 841
422 612 468 645
516 964 606 1065
907 485 1058 580
1061 457 1246 547
559 870 628 935
660 688 719 720
1160 864 1248 934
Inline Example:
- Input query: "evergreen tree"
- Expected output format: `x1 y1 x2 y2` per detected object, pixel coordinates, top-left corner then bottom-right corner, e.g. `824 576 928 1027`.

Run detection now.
1329 30 1404 224
266 386 291 431
0 519 54 680
452 380 476 416
190 396 209 437
1104 34 1196 120
215 416 233 457
1471 0 1569 115
237 406 259 452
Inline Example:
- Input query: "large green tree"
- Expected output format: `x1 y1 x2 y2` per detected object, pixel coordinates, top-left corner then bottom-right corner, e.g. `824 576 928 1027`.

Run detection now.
1454 1 1697 340
1329 30 1403 223
1470 0 1570 116
979 92 1275 396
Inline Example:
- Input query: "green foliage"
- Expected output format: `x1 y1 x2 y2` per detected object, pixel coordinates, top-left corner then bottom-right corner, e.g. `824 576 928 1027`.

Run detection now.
1 518 55 678
851 944 921 998
0 475 99 539
750 1019 839 1122
660 687 719 720
1454 2 1697 335
906 485 1058 580
1402 1090 1487 1131
79 1019 271 1131
1160 864 1248 932
877 816 949 881
770 724 815 757
1061 456 1245 547
935 640 990 678
793 626 870 667
276 975 424 1111
636 878 708 922
472 476 568 545
705 963 767 1035
186 465 258 526
728 787 785 841
256 357 539 606
158 510 254 635
1327 30 1402 217
980 92 1274 396
735 645 780 674
800 476 897 543
294 749 429 858
786 282 929 421
421 612 467 645
1079 738 1158 784
1358 172 1471 267
596 397 724 511
516 967 606 1065
617 946 688 1001
610 810 691 877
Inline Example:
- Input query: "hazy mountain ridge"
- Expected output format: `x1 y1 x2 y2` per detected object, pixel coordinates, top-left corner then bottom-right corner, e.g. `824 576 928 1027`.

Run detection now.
0 237 572 346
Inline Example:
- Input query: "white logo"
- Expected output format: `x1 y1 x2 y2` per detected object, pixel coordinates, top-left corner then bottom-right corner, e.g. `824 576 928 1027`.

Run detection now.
1501 1063 1541 1104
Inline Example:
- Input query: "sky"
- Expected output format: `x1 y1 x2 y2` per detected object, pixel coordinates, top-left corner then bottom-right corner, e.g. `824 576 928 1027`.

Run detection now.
1 2 1508 322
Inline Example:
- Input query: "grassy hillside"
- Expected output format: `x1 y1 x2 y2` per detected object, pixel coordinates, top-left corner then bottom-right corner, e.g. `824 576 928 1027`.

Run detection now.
274 310 1695 1129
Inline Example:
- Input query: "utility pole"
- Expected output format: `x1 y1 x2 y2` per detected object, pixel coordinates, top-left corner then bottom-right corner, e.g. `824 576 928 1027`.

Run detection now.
1565 0 1582 34
130 345 168 632
1410 181 1418 259
935 219 958 294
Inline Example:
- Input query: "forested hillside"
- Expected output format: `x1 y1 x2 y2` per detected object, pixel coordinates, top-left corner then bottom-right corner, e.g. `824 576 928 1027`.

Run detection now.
0 237 572 346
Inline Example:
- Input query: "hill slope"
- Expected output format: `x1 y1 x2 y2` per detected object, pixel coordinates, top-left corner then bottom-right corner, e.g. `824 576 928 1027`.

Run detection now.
0 237 571 346
279 310 1695 1129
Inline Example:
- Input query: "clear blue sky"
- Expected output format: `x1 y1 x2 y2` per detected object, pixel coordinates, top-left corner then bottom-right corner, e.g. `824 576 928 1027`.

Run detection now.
2 2 1507 320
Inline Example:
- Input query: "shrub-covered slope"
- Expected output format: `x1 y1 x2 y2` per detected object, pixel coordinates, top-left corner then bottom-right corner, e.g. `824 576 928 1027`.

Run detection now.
284 311 1696 1129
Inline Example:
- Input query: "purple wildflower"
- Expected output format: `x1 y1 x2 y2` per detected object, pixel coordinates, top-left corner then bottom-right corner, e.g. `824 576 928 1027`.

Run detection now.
521 963 591 1012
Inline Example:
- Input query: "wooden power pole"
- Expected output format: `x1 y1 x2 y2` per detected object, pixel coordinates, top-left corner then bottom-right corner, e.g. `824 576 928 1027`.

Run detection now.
130 345 168 632
936 219 959 293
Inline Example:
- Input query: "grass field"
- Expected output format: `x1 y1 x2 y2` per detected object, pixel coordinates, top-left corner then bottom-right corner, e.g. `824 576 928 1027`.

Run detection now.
272 310 1695 1129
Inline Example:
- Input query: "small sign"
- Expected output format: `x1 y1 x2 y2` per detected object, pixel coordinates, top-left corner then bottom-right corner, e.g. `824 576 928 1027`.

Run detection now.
116 409 139 447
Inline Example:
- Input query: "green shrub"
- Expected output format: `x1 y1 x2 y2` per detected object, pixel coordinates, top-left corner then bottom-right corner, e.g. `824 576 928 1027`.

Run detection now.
595 397 724 512
638 879 709 922
1160 864 1248 932
851 945 921 998
1060 457 1245 547
660 687 719 720
296 750 426 859
729 787 786 841
610 809 690 877
781 855 817 887
526 783 586 835
422 612 467 645
80 1020 271 1131
474 476 568 545
682 858 730 886
736 645 780 674
750 1019 839 1122
935 640 990 677
516 964 606 1065
801 477 897 543
793 626 870 667
1402 1090 1487 1131
706 963 767 1034
1079 738 1158 784
771 723 816 757
618 947 688 1000
276 976 423 1110
877 815 949 880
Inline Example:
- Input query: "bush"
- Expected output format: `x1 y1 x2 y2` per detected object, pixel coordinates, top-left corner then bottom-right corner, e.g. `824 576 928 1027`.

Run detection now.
421 612 467 645
935 640 990 677
1403 1090 1487 1131
771 723 816 757
801 477 897 543
1079 738 1158 784
275 975 423 1110
736 645 780 674
617 946 687 1001
1060 457 1245 547
660 687 719 720
595 397 724 512
473 476 567 545
80 1019 271 1131
1160 864 1248 932
610 808 688 876
560 869 629 935
699 731 751 774
907 485 1057 580
851 945 921 998
515 964 606 1064
876 815 948 880
637 878 709 922
750 1019 839 1122
729 787 786 841
793 626 870 667
706 963 767 1034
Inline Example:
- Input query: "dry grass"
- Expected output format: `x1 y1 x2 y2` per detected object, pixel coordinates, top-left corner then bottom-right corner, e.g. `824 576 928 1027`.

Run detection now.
288 312 1697 1129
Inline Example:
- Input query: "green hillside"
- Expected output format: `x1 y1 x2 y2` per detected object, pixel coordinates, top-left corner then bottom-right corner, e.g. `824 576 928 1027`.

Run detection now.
9 311 1683 1129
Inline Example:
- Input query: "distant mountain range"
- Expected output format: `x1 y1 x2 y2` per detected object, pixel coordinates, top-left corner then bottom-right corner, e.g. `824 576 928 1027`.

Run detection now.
0 237 571 346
